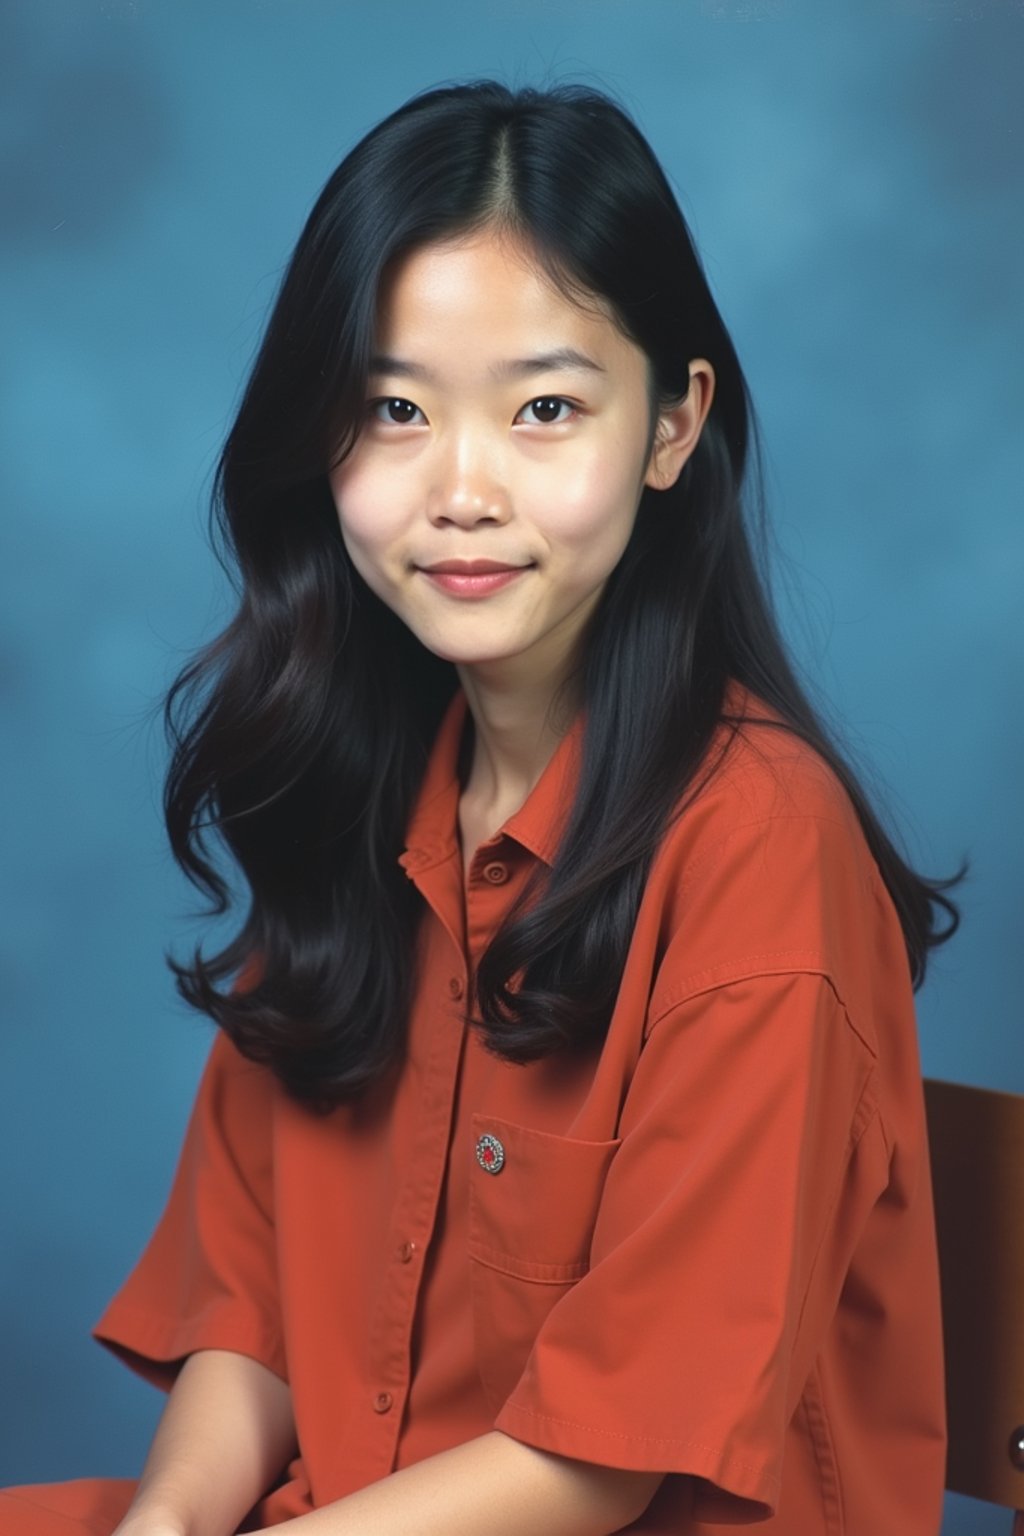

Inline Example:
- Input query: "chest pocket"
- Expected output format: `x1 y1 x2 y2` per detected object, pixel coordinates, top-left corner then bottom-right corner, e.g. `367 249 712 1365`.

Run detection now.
467 1112 621 1410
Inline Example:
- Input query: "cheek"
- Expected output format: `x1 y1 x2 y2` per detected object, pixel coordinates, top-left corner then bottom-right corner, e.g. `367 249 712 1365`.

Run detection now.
527 447 642 560
326 466 402 609
328 460 407 558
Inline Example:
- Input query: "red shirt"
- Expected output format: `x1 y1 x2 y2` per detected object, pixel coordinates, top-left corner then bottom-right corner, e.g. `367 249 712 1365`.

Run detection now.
2 683 946 1534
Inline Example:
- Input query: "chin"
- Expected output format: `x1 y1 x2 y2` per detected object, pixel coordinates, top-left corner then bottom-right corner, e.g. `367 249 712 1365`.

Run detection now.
411 628 525 665
425 645 520 667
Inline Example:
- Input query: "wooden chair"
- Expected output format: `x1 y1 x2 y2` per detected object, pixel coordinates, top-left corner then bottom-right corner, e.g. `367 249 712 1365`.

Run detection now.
924 1077 1024 1532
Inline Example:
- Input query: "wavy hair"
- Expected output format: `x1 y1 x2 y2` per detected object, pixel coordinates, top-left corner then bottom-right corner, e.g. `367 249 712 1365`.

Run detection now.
165 79 962 1109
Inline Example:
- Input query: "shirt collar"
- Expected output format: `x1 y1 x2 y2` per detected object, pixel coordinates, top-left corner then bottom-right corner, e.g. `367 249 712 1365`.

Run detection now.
398 686 586 875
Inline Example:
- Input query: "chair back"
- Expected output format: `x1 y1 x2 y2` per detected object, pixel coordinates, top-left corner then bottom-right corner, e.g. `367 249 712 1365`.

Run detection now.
924 1076 1024 1521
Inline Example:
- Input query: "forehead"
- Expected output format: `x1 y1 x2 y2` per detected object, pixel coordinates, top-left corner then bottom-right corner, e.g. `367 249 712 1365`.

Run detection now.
372 231 643 377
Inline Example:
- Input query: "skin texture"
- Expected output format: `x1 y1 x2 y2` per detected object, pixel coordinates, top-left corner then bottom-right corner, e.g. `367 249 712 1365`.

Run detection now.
328 229 714 844
111 1350 296 1536
109 1354 660 1536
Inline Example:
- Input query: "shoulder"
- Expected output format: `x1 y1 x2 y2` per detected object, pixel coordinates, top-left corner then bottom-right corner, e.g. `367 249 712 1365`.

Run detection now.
677 684 865 859
651 684 873 902
643 684 906 1038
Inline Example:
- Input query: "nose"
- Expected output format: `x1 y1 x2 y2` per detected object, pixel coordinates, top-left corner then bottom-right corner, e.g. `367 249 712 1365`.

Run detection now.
427 430 511 526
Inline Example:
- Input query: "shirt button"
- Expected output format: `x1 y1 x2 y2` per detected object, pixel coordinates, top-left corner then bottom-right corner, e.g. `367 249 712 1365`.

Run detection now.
397 1239 416 1263
448 976 465 999
373 1391 393 1414
482 861 509 884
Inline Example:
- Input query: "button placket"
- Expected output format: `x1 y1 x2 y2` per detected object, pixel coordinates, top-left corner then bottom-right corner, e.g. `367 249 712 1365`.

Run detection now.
347 921 468 1477
466 842 519 954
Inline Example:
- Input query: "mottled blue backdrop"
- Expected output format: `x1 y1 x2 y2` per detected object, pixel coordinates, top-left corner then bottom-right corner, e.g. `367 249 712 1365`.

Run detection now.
1 3 1020 1532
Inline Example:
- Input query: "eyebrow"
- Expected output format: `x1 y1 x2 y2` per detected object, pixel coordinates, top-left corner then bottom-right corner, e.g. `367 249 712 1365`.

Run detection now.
368 347 606 383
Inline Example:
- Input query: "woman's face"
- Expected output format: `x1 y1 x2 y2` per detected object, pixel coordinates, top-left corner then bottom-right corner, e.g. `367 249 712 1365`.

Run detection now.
328 229 707 691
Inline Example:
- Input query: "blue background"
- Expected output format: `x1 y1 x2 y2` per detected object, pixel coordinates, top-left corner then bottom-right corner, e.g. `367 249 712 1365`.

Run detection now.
1 2 1020 1532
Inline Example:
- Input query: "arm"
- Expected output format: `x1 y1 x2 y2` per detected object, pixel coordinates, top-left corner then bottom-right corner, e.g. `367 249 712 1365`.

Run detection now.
259 1431 662 1536
113 1348 298 1536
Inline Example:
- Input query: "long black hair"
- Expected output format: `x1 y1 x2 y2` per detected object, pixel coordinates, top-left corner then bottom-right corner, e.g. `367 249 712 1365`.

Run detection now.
165 79 962 1110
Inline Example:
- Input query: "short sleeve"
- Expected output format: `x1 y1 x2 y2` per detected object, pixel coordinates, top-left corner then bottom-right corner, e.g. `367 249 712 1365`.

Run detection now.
493 970 890 1522
92 1029 285 1390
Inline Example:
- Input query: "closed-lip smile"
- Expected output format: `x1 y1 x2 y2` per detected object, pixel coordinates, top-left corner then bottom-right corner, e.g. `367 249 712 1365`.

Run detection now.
419 559 532 573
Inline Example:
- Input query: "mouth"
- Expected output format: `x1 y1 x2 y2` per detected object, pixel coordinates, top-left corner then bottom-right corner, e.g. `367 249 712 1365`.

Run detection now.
419 561 533 574
417 565 534 598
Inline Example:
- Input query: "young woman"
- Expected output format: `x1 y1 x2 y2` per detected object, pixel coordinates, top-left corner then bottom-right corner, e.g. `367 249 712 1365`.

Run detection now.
1 79 960 1536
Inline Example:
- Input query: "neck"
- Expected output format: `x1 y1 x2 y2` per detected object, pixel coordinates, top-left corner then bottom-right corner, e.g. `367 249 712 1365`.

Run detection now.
455 660 581 817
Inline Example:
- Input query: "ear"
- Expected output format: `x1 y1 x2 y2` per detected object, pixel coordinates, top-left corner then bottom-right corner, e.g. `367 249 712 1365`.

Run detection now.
643 359 715 492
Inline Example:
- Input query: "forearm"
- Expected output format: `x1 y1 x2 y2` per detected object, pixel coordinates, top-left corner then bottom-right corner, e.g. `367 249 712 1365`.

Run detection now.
114 1348 298 1536
264 1430 661 1536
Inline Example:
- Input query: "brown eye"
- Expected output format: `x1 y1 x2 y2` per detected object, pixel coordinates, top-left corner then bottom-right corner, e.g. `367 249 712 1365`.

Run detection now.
519 396 574 425
370 397 423 425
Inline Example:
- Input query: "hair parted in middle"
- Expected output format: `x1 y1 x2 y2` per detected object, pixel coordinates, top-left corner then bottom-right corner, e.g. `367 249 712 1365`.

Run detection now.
164 78 960 1111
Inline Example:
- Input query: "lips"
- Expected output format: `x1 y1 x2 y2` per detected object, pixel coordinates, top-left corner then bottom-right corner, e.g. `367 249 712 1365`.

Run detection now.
418 564 531 599
420 560 531 574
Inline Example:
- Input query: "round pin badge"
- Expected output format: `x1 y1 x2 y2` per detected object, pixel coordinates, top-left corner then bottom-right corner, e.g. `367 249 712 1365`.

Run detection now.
475 1133 505 1175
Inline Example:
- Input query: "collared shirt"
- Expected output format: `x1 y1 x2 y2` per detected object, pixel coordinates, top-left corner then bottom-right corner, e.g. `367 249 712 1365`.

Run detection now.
14 682 945 1534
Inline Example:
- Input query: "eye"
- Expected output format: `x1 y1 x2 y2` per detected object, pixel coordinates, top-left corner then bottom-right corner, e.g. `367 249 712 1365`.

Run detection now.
368 397 425 426
516 396 577 426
